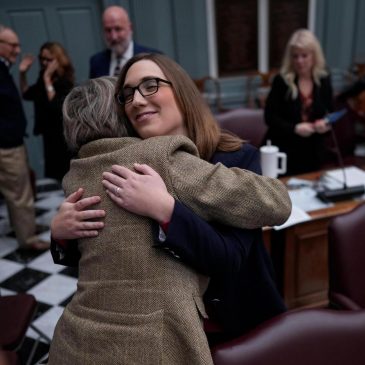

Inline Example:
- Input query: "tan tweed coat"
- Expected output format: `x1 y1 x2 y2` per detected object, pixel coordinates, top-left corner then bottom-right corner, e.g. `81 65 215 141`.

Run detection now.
48 136 290 365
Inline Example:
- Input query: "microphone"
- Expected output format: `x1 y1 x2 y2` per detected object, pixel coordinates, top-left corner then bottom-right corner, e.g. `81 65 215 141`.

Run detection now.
316 111 365 202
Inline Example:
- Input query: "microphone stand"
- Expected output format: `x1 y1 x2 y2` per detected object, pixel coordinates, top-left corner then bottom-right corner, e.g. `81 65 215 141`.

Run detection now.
317 124 365 202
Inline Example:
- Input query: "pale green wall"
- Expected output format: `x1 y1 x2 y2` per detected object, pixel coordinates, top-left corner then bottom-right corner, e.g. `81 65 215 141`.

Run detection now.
1 0 365 177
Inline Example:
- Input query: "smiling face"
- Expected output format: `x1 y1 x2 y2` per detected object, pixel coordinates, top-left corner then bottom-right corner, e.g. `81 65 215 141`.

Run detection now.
123 60 187 139
291 46 314 77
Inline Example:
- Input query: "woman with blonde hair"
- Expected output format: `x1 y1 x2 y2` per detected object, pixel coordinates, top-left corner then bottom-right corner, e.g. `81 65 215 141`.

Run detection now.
265 28 334 175
19 42 75 180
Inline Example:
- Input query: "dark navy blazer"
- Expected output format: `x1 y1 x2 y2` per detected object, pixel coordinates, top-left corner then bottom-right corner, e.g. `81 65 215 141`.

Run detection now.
0 60 27 148
89 43 161 79
51 143 286 338
152 143 286 337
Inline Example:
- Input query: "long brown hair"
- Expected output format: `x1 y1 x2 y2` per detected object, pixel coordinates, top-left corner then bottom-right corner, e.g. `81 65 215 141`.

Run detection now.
40 42 75 84
115 53 242 161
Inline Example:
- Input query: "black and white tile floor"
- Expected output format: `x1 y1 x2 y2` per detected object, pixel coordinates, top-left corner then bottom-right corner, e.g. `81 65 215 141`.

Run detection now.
0 179 78 364
2 152 364 364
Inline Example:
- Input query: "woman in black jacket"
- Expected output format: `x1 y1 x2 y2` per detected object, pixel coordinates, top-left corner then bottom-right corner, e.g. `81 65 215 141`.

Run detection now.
19 42 75 181
265 29 334 175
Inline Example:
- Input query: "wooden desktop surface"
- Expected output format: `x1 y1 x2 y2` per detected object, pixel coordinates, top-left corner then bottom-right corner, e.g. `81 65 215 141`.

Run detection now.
281 170 363 219
270 169 364 309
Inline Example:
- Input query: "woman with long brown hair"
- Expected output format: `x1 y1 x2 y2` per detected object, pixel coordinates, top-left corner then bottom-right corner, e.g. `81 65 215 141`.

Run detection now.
19 41 75 181
51 54 290 353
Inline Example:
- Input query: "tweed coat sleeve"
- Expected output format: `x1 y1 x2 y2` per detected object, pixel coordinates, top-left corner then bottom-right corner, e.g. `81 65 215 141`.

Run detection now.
152 144 268 276
153 144 287 335
50 136 291 266
164 136 291 229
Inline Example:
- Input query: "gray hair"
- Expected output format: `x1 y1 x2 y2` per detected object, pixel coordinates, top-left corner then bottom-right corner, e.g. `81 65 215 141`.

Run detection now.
63 76 127 153
280 29 328 99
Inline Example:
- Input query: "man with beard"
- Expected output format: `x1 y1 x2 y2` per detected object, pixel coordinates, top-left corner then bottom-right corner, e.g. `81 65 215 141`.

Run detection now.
89 6 161 78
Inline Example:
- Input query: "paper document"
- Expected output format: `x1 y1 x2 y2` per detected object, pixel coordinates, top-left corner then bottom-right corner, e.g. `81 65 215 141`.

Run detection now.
324 166 365 188
274 205 311 230
288 186 332 211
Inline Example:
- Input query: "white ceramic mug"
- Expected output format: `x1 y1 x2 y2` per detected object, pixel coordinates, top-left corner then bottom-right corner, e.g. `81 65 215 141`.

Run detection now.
260 142 287 178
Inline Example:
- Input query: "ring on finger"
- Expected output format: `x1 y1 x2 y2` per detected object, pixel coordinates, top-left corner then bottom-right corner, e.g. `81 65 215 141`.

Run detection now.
116 187 121 196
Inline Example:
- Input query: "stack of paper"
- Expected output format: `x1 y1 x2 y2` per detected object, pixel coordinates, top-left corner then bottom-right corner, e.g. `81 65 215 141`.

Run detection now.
323 166 365 189
274 205 311 230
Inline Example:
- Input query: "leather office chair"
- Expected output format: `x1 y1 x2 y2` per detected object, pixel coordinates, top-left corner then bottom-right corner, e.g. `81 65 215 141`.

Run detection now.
0 349 18 365
0 293 50 365
322 86 365 169
211 308 365 365
215 108 267 148
0 294 37 352
328 202 365 309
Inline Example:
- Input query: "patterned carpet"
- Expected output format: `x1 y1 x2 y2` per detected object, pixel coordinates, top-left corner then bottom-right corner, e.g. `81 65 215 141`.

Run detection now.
0 179 78 364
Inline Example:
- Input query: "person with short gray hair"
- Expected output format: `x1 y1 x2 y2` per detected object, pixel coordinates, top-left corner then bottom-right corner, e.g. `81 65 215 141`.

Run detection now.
62 77 126 153
52 54 290 347
48 76 289 364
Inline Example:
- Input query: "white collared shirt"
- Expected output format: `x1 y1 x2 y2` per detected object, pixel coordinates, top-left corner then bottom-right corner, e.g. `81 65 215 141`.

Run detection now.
109 41 134 76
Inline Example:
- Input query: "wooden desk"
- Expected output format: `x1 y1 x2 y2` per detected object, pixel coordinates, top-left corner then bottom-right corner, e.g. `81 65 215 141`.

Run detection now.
271 170 364 309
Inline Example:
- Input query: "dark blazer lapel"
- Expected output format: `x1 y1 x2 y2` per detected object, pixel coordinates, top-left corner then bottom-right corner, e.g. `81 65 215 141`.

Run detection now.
100 49 111 77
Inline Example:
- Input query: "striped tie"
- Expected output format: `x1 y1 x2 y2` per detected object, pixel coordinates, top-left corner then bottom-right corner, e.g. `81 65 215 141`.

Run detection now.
114 57 122 76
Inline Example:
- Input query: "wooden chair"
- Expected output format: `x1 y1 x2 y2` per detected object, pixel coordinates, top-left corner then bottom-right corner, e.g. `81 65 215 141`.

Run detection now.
193 76 225 112
215 108 267 148
211 309 365 365
246 71 276 109
328 202 365 309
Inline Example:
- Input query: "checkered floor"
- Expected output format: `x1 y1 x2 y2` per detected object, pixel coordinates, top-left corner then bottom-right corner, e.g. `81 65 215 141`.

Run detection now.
0 179 78 364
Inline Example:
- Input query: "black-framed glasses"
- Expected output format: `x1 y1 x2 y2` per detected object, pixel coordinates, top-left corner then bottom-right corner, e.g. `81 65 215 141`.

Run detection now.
0 39 20 48
116 77 172 105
